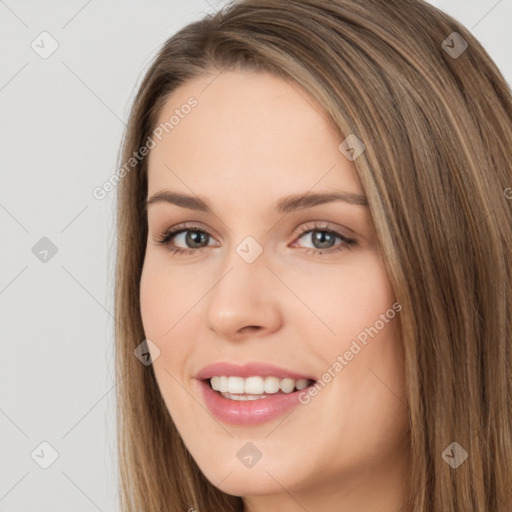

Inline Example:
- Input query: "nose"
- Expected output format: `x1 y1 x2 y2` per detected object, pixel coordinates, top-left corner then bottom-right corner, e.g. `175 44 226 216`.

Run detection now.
204 240 282 341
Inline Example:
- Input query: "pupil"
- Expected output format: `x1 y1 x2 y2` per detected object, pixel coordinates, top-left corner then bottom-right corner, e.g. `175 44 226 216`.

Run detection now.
187 231 207 248
313 231 334 249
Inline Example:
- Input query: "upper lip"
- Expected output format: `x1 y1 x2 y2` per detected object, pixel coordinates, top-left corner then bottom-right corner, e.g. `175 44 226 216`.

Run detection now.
195 362 317 381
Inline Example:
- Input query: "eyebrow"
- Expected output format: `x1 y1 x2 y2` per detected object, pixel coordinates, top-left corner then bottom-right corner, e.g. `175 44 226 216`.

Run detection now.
144 190 368 213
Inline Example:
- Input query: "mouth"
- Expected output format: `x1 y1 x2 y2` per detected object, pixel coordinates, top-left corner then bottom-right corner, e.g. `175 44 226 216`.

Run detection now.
195 363 318 426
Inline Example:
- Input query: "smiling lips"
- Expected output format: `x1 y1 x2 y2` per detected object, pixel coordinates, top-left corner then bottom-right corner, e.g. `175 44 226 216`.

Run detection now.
195 362 317 425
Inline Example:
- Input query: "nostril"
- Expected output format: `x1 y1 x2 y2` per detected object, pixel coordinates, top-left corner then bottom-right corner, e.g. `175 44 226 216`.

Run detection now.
239 326 261 334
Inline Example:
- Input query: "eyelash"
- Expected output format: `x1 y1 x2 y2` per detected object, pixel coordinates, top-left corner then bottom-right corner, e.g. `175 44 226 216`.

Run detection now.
155 222 357 257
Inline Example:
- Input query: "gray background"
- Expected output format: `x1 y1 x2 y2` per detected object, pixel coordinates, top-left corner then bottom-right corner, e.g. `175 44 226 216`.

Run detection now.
1 1 510 510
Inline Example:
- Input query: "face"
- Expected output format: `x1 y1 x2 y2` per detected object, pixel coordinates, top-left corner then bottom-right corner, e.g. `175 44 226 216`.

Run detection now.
140 70 409 509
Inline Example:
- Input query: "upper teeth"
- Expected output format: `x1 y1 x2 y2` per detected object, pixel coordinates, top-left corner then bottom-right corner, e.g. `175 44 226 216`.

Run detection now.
210 376 310 394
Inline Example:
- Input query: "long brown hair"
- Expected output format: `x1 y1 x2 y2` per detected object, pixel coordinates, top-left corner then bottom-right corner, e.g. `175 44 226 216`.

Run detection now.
113 0 512 510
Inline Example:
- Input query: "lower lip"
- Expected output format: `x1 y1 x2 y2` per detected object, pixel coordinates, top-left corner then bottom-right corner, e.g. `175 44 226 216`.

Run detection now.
197 379 312 426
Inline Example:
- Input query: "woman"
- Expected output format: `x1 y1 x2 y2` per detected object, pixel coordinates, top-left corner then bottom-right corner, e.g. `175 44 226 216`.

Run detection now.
113 0 512 510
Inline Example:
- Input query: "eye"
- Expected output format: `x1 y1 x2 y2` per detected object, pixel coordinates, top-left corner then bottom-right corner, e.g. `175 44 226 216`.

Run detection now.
292 222 357 256
155 222 357 256
155 223 217 255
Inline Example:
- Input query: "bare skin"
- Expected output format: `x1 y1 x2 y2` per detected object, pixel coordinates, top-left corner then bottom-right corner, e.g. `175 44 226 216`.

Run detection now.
140 70 410 512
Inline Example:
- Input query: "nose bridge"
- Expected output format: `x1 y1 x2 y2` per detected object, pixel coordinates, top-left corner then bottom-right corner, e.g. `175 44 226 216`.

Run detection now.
213 232 268 304
204 232 281 337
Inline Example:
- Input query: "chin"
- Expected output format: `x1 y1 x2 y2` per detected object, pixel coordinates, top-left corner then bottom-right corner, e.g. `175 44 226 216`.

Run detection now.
201 465 297 497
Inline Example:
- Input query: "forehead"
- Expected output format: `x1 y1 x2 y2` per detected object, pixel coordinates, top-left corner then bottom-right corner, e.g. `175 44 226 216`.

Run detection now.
147 70 362 201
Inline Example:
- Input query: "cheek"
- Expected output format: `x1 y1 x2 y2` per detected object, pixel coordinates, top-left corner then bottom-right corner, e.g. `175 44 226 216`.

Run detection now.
139 257 195 417
139 253 195 338
140 266 165 342
285 250 397 345
139 252 205 380
290 251 406 417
